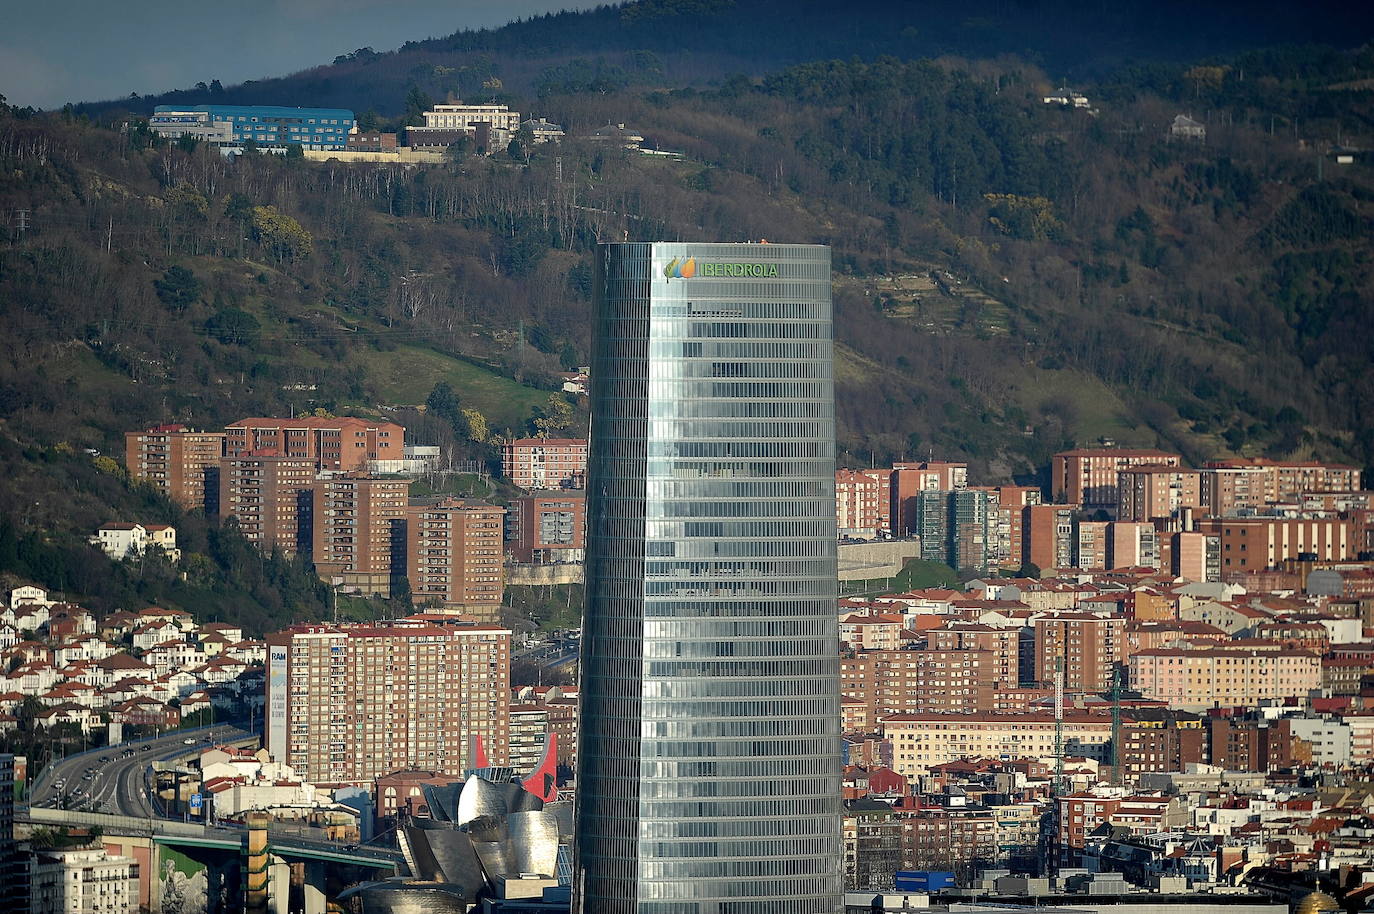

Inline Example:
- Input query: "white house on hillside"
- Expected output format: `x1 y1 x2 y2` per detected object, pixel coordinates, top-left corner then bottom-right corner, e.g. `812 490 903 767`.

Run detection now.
9 585 53 609
90 523 181 561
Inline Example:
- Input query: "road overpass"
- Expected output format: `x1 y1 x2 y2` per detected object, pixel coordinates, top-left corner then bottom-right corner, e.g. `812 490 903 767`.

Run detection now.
20 807 401 869
19 806 402 912
22 723 403 910
29 722 257 818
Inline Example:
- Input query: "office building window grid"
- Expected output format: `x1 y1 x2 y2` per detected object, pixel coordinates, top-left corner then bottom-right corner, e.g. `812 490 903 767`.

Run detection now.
574 243 843 914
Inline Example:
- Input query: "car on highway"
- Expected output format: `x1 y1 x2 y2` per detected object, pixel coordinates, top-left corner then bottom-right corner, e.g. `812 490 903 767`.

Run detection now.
183 738 196 745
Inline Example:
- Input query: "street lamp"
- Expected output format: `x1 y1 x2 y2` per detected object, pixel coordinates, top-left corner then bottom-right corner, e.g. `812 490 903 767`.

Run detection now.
330 576 344 623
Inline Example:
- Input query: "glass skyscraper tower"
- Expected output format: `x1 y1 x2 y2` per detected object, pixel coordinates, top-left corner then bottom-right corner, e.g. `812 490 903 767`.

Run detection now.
574 243 842 914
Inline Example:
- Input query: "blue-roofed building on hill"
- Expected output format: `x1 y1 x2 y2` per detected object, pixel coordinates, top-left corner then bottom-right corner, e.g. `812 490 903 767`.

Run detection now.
150 105 356 151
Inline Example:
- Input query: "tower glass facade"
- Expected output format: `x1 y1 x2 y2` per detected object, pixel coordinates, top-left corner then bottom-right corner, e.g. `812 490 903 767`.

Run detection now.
574 243 842 914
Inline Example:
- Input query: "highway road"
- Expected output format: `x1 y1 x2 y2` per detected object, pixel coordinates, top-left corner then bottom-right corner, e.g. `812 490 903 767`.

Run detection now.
516 636 580 669
28 723 255 819
515 637 575 661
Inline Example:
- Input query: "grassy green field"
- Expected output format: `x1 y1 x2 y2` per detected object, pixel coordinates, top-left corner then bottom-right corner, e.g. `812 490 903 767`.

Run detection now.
840 558 962 597
1011 367 1144 447
408 473 499 500
348 345 552 430
507 583 584 632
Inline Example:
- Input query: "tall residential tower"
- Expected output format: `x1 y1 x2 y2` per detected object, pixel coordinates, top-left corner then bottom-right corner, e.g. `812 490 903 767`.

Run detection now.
574 243 843 914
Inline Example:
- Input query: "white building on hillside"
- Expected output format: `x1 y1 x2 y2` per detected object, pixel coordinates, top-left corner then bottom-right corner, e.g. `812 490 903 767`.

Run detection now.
1171 114 1207 140
90 523 180 561
147 109 236 144
406 102 522 154
9 585 53 609
521 117 565 143
1044 87 1090 108
419 102 521 133
91 523 146 559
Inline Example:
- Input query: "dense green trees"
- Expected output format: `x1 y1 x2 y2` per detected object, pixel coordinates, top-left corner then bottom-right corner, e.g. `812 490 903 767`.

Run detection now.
154 266 202 310
3 30 1373 578
250 205 313 261
0 510 333 637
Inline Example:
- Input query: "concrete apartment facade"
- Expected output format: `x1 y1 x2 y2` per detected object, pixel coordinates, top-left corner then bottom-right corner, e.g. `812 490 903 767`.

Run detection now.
1207 459 1362 502
1032 613 1126 694
508 704 551 774
1197 517 1356 574
842 648 999 727
836 468 892 539
500 437 588 490
1108 521 1161 570
28 846 139 914
1052 448 1181 512
883 712 1113 778
974 485 1041 571
225 417 403 472
1023 504 1075 571
265 620 510 785
1075 520 1109 570
927 623 1022 689
405 498 506 613
219 453 318 555
1171 530 1222 582
1200 465 1274 517
124 425 225 511
1129 647 1323 709
312 475 409 596
891 461 968 536
1117 466 1203 523
507 490 586 564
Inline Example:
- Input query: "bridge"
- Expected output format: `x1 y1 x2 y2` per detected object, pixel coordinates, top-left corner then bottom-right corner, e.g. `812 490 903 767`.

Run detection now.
20 805 402 912
20 807 402 870
21 727 404 913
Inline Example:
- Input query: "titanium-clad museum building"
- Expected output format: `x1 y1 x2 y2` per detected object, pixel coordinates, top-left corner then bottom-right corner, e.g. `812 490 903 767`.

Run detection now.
573 243 843 913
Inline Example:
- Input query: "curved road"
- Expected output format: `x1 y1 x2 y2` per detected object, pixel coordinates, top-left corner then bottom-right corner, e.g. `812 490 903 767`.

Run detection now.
29 723 255 818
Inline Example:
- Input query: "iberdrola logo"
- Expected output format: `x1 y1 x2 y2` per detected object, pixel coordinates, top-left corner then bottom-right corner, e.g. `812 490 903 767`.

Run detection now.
663 256 696 279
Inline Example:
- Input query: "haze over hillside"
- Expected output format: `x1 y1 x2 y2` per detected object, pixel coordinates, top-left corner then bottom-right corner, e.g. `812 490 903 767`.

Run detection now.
72 0 1374 116
0 0 591 110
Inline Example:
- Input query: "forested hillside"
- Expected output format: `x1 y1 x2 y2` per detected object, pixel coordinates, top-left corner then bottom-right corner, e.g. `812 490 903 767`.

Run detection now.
2 1 1374 628
72 0 1374 118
